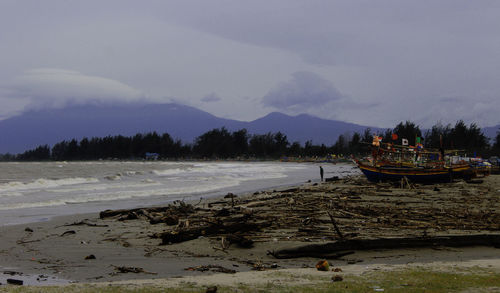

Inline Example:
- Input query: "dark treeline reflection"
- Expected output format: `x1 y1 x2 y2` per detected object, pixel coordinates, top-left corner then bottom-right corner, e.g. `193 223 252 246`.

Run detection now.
4 120 500 161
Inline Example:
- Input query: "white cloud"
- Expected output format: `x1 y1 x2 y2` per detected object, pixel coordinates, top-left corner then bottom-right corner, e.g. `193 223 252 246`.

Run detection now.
3 68 149 111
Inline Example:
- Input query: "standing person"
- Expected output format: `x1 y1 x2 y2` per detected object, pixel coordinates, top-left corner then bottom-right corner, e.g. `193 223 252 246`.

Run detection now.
319 166 324 182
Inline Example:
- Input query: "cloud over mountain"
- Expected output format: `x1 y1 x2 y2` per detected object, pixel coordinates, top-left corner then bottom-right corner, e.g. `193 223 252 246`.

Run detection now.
261 71 343 111
201 93 222 103
3 69 146 110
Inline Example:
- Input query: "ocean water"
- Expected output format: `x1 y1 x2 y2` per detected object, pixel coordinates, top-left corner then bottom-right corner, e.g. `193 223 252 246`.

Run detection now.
0 161 359 225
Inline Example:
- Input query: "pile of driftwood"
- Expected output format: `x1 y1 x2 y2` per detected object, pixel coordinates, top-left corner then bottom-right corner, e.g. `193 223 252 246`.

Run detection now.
99 176 500 254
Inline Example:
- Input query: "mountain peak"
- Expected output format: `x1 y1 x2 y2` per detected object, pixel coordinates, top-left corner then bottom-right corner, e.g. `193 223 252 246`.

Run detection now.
259 112 291 119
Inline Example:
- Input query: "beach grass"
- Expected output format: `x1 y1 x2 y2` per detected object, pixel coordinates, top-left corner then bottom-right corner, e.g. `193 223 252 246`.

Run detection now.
2 267 499 293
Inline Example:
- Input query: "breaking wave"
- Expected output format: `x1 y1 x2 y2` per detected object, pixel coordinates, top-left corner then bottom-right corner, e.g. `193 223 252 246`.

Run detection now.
0 177 99 194
0 161 359 225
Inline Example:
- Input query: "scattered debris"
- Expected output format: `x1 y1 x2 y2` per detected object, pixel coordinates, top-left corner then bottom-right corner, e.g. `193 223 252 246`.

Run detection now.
7 278 23 285
225 193 237 207
466 179 484 184
331 275 343 282
327 211 344 240
227 234 254 248
156 215 268 245
3 271 22 276
97 175 500 258
85 254 96 260
60 230 76 237
111 265 157 275
24 227 33 232
118 212 139 221
16 239 42 245
184 265 236 274
316 260 330 271
249 261 279 271
61 220 108 227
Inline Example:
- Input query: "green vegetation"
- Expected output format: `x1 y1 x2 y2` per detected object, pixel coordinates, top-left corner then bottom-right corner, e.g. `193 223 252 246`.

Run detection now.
334 120 494 157
1 268 499 292
1 120 499 161
3 128 327 161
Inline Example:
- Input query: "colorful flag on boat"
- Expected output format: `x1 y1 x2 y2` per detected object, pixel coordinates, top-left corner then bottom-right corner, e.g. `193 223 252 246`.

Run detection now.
372 135 382 147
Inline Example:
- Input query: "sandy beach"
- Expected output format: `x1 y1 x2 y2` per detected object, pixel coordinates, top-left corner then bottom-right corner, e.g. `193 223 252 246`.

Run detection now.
1 173 499 290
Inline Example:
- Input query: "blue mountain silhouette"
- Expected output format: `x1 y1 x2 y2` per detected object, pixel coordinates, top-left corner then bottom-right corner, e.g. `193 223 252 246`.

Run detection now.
0 103 382 154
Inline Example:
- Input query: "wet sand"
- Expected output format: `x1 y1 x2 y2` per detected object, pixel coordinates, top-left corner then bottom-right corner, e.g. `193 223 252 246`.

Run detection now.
0 173 499 288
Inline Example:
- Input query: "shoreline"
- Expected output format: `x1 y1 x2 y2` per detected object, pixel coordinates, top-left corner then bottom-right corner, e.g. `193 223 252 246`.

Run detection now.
0 175 322 228
0 177 328 285
0 160 340 227
1 174 499 289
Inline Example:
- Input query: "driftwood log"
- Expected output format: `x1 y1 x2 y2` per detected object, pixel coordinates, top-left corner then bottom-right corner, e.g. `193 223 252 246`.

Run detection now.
100 202 194 219
159 217 269 245
269 234 500 259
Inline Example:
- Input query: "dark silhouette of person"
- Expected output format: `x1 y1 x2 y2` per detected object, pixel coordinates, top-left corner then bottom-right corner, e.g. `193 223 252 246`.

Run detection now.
319 166 324 182
439 147 445 161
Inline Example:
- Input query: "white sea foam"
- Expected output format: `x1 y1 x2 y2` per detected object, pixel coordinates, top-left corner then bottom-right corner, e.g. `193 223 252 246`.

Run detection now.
152 168 190 176
0 177 99 193
0 180 239 210
0 199 68 210
0 161 358 225
124 171 142 176
0 192 23 197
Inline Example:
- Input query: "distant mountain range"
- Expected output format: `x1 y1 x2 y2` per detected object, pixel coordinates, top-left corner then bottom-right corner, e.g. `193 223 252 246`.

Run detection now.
1 102 498 154
0 103 383 154
483 125 499 141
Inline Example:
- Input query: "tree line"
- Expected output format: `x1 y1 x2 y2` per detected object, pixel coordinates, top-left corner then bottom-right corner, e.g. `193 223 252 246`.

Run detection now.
3 120 500 161
334 120 500 157
7 129 319 161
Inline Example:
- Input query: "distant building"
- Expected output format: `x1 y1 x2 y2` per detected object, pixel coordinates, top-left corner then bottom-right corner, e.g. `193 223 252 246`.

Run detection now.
145 152 159 160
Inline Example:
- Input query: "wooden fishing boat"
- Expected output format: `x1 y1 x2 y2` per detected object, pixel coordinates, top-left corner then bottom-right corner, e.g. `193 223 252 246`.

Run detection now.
355 159 454 183
356 136 481 183
451 163 475 179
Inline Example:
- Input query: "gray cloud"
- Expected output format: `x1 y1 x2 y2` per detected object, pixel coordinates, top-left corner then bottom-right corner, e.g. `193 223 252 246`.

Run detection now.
154 1 500 127
439 97 462 103
1 1 500 128
415 95 500 128
157 1 500 68
262 71 342 111
201 93 222 103
3 68 148 110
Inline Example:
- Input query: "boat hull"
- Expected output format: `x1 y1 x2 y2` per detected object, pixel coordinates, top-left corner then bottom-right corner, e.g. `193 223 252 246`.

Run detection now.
356 162 453 183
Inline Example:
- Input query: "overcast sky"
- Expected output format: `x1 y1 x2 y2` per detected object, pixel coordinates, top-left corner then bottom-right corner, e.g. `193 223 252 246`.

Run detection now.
1 0 499 128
